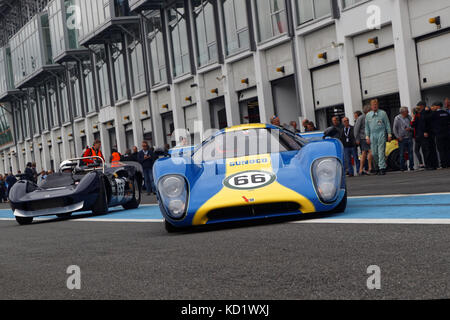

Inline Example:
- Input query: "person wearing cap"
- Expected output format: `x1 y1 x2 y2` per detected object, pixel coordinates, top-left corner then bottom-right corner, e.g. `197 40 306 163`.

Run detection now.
365 99 392 175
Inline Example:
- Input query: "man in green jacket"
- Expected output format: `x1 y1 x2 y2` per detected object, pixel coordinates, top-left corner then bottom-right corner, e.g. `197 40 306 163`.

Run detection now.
365 99 392 175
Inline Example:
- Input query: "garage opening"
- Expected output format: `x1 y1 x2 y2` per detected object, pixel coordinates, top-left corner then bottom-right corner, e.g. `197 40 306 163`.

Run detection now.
363 93 401 128
161 112 175 147
209 96 227 129
315 105 345 130
238 87 260 124
272 75 301 127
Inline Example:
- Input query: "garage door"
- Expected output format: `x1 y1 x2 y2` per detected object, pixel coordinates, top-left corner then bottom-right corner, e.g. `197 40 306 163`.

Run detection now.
312 63 343 109
417 32 450 89
359 48 398 99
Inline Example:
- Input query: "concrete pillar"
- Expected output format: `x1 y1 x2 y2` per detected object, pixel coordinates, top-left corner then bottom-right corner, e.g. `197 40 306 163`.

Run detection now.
392 0 421 111
170 83 186 143
337 35 363 125
150 91 165 147
254 50 275 123
221 63 241 126
195 73 211 135
130 98 144 148
99 123 110 161
41 135 51 172
295 35 316 125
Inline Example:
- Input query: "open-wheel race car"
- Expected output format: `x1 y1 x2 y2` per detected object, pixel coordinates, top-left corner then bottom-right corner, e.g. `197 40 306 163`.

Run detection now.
153 123 347 233
9 156 143 225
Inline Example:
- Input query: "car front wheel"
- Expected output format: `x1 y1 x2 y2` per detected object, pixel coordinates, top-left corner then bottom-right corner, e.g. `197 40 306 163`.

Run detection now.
15 216 33 225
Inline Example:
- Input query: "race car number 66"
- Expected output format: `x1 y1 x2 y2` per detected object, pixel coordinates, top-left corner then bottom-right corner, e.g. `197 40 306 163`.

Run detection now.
223 170 276 190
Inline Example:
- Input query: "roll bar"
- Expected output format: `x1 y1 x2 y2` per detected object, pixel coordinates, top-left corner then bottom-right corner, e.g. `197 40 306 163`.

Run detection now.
65 156 105 173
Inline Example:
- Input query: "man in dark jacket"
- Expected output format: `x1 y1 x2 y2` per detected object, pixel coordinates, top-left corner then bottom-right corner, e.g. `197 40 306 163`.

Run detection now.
138 141 156 195
340 117 360 176
5 173 17 198
412 101 438 170
431 102 450 168
24 163 34 182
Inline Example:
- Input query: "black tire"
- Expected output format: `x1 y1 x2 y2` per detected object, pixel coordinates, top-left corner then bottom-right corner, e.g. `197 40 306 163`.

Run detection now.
164 220 180 233
387 149 401 171
122 177 141 210
57 212 72 219
15 216 33 225
331 191 347 213
92 179 108 215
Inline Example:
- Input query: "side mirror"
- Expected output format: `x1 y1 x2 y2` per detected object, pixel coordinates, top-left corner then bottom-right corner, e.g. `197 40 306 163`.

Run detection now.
323 126 339 139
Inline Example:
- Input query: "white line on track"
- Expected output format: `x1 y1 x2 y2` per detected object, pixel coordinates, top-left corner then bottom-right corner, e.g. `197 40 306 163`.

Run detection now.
290 219 450 225
348 192 450 199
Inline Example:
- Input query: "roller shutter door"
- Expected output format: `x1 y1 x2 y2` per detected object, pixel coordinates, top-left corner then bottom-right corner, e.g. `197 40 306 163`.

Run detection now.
359 48 398 99
312 63 343 109
417 32 450 89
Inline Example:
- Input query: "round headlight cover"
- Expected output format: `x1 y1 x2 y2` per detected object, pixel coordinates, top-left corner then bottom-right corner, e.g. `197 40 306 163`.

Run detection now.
158 175 188 219
312 157 342 203
160 175 184 198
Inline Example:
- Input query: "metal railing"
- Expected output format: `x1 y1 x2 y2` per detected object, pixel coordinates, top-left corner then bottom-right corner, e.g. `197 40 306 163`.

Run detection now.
65 156 106 173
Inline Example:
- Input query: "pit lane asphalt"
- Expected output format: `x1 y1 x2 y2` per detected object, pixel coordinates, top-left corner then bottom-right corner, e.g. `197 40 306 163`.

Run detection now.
0 169 449 299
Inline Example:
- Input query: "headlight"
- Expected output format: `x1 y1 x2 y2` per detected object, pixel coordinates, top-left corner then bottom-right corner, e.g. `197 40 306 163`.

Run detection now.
158 175 188 219
312 157 342 203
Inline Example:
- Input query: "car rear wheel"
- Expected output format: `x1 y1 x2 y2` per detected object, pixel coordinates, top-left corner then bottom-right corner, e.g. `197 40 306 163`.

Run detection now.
92 179 108 215
122 178 141 210
16 216 33 225
387 149 401 171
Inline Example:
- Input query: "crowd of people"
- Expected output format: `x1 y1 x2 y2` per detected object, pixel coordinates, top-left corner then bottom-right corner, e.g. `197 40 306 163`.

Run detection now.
271 98 450 177
327 98 449 176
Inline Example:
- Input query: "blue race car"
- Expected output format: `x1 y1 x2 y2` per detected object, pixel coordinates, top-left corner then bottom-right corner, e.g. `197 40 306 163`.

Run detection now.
153 123 346 232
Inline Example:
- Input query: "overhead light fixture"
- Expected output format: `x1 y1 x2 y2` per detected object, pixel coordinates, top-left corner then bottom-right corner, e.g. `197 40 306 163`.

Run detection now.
429 16 441 29
68 133 73 137
241 78 249 85
185 96 192 103
80 130 85 134
317 52 328 60
368 37 379 46
161 104 168 110
93 125 98 130
210 88 218 95
276 66 285 73
124 116 130 121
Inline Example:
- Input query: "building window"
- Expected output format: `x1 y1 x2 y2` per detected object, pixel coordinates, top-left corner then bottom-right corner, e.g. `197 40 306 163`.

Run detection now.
29 88 39 135
256 0 287 42
69 63 83 118
193 0 217 66
38 85 49 131
23 97 31 139
111 42 127 102
343 0 364 8
296 0 331 25
0 107 13 147
83 61 96 113
128 38 146 95
94 45 111 108
14 105 23 142
59 75 71 124
168 3 191 77
147 11 167 85
222 0 249 55
48 80 59 127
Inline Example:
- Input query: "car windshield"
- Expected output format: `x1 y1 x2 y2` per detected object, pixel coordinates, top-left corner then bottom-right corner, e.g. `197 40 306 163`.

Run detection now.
192 128 306 162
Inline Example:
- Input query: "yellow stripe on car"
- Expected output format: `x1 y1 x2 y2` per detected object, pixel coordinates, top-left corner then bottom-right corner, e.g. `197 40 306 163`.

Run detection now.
192 154 316 225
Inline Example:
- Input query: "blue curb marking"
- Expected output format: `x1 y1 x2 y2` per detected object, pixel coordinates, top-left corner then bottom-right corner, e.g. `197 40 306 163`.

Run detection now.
1 194 450 220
